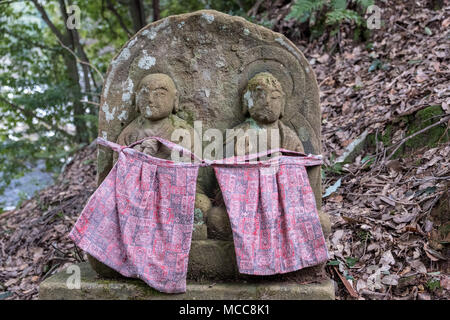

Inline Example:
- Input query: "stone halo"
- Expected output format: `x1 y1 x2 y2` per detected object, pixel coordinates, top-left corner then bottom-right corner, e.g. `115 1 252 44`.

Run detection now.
97 9 321 185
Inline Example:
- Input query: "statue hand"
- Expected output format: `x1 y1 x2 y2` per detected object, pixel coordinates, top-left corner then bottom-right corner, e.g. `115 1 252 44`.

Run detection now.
141 138 160 155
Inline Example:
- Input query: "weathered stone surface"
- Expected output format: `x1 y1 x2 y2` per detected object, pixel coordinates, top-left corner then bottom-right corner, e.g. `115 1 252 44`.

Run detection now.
188 240 238 280
195 192 212 216
205 206 233 240
97 9 322 198
191 223 208 240
187 240 327 283
318 209 331 237
39 262 335 300
87 254 123 279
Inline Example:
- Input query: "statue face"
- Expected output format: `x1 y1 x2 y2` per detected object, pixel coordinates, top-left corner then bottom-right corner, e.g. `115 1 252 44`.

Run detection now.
136 74 177 120
244 73 285 124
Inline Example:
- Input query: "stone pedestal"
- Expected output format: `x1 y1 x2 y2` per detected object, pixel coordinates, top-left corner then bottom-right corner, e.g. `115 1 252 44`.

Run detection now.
39 262 335 300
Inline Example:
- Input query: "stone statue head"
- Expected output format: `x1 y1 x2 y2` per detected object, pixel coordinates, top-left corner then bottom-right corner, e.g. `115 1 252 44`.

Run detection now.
242 72 286 124
135 73 179 120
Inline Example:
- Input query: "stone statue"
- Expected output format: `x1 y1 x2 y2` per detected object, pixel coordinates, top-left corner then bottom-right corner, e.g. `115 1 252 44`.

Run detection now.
93 10 332 295
114 73 191 162
207 72 306 240
89 73 211 278
225 72 305 157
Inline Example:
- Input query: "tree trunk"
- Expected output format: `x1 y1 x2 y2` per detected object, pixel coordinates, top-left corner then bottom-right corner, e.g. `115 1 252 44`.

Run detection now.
63 52 89 143
129 0 146 33
152 0 160 21
33 0 90 143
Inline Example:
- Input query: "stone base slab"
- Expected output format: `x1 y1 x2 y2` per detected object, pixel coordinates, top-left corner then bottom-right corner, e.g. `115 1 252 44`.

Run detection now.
39 262 335 300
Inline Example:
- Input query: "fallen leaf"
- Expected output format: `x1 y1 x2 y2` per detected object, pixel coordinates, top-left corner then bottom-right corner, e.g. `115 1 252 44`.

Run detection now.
380 250 396 266
381 274 399 286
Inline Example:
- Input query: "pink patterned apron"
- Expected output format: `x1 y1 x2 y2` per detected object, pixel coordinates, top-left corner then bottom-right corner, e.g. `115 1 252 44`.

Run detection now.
69 137 201 293
211 149 329 275
69 136 328 293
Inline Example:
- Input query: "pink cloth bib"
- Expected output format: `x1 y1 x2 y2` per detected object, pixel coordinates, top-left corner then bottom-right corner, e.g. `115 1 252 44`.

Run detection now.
69 137 200 293
69 136 328 293
211 151 328 275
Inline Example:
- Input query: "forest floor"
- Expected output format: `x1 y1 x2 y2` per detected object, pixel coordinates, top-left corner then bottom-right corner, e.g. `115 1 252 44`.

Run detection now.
0 1 449 300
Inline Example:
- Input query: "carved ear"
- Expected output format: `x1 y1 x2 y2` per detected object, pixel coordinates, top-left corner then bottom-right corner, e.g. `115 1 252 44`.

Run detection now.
279 97 286 118
134 92 140 114
242 100 248 116
173 90 179 113
241 90 250 116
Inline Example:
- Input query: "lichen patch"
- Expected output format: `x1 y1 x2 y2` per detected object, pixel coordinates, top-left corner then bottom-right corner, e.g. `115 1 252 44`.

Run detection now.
201 13 215 24
138 50 156 70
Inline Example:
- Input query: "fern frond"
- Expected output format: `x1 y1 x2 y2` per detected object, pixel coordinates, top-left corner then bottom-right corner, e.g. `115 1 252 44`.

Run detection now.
331 0 347 10
325 8 363 26
354 0 375 10
285 0 327 22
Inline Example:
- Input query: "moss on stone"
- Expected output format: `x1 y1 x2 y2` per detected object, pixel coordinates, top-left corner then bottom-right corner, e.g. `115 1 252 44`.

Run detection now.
244 117 261 129
247 72 282 92
365 106 448 159
175 110 195 127
405 105 447 149
366 126 393 149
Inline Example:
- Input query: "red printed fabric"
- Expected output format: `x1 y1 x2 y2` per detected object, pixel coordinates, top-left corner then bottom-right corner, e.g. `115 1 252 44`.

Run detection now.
69 137 199 293
69 136 329 293
212 155 329 275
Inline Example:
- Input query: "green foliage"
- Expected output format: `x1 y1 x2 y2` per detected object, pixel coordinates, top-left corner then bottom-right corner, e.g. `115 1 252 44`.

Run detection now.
160 0 254 18
0 1 111 196
346 257 358 267
322 153 346 179
285 0 327 23
357 230 371 241
426 278 441 291
285 0 374 40
16 191 29 208
325 8 363 26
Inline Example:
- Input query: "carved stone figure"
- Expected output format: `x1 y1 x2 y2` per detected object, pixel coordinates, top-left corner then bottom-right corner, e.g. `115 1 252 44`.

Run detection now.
114 73 190 160
90 73 211 278
226 72 305 156
207 72 306 240
94 10 331 286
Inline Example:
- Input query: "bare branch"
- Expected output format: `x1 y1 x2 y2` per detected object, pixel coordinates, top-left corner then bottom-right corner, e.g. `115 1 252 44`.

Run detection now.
80 100 100 107
106 0 133 37
55 37 104 82
31 0 67 45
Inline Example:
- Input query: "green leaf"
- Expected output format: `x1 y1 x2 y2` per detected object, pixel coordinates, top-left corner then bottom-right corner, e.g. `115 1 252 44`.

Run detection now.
426 278 440 291
327 260 341 266
361 155 374 165
346 257 359 267
285 0 326 21
331 0 347 10
368 59 383 72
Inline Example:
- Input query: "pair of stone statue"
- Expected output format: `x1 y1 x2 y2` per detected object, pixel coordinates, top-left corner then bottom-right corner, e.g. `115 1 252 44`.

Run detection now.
118 72 304 159
77 10 333 298
115 72 306 241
